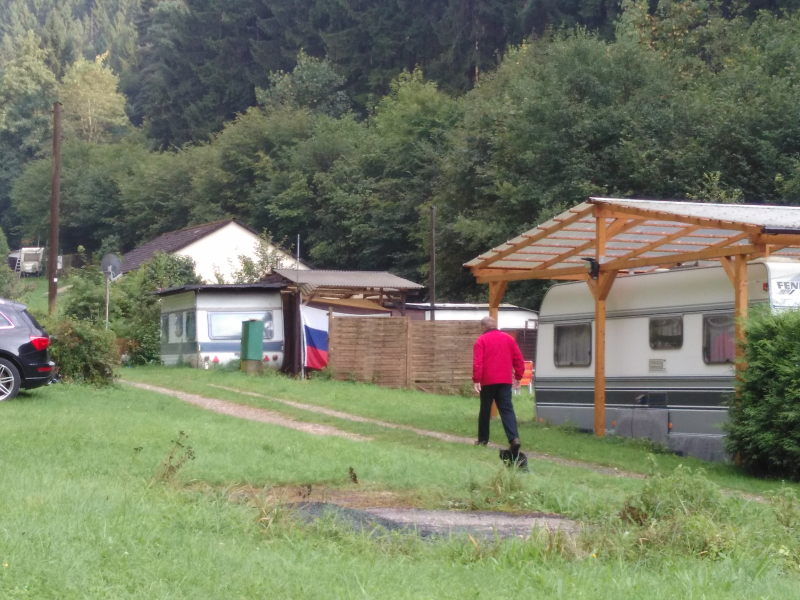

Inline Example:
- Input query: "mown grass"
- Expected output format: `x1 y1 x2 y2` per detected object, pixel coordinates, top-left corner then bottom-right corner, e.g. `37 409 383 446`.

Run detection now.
1 371 798 598
122 365 798 496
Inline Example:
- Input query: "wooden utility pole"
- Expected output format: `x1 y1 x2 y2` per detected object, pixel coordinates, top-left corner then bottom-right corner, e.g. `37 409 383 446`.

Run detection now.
429 204 436 320
48 102 62 315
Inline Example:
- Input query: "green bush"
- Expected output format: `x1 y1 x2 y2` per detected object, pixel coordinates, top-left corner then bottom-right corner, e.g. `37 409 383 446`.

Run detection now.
48 318 118 385
725 308 800 480
61 252 200 365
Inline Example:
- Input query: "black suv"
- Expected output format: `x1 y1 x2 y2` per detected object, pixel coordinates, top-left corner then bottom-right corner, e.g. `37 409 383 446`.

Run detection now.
0 298 55 400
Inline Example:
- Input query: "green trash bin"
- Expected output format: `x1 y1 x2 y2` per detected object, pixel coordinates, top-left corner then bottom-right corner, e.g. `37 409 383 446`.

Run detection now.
241 319 264 373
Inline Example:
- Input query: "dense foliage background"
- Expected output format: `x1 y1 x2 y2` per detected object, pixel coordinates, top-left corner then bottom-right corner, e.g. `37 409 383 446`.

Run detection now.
3 0 800 304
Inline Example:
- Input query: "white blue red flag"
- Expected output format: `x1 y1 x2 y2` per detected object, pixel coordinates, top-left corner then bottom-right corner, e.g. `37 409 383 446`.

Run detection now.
300 305 329 369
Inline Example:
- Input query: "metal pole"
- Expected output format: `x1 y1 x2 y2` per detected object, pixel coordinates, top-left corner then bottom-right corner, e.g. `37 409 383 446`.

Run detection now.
105 273 110 329
47 102 62 316
429 204 436 321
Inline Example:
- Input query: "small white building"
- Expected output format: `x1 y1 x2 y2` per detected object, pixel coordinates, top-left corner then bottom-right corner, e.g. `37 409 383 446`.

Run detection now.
122 219 307 283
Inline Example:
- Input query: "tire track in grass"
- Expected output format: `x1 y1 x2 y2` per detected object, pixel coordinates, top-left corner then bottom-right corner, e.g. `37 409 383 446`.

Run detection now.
122 380 370 442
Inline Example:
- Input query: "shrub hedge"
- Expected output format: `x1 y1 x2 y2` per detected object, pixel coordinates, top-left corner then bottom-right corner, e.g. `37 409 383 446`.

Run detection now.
725 308 800 480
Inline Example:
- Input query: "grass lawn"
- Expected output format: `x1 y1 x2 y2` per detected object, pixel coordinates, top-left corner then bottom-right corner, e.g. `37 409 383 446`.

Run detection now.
0 367 798 598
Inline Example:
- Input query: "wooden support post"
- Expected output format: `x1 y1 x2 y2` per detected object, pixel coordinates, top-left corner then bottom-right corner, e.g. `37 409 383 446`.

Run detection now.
488 281 507 321
586 270 618 437
720 255 749 373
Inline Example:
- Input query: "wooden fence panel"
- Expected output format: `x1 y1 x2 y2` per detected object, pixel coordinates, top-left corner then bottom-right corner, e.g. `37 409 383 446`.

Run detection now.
328 316 483 394
328 317 408 388
408 320 483 394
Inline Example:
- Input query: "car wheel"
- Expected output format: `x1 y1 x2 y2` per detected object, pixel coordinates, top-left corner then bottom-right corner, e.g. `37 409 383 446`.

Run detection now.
0 358 21 401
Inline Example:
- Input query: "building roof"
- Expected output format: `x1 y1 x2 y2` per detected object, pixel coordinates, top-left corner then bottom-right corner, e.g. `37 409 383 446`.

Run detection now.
154 281 287 297
271 269 424 290
466 197 800 283
122 220 248 273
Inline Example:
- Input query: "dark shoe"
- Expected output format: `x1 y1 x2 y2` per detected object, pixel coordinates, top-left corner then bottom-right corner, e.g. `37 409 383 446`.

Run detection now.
509 438 521 456
474 440 488 446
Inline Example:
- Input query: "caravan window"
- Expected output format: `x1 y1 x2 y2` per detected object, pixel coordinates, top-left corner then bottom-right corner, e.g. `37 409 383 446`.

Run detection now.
554 323 592 367
703 314 735 364
650 316 683 349
208 311 274 340
173 313 184 338
185 311 196 342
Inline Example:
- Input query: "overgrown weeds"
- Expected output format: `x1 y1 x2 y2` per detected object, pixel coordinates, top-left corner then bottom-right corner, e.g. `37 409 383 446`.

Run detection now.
154 430 195 483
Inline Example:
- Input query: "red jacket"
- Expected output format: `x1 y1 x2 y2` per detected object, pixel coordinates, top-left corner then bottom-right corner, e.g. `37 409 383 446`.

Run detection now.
472 329 525 385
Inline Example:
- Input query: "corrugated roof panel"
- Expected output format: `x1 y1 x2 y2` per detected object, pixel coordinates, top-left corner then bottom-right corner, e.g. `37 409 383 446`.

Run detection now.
273 269 423 289
594 198 800 229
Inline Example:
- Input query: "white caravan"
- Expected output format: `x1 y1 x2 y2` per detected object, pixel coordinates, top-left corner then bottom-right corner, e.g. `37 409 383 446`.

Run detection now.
157 284 285 368
534 258 800 461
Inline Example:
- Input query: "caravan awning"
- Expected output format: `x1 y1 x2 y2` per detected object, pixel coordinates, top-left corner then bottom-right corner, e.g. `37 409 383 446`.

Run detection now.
466 198 800 283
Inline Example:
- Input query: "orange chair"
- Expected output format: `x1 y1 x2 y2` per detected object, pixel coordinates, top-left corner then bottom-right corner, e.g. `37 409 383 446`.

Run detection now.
517 361 534 394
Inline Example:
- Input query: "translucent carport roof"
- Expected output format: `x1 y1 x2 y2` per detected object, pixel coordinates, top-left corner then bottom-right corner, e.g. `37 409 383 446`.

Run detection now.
465 197 800 283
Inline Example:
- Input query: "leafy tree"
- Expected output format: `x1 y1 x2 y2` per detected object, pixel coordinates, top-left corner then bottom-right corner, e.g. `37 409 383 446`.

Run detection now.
0 31 57 243
0 226 18 298
64 252 201 364
229 230 295 283
256 49 351 117
59 52 131 143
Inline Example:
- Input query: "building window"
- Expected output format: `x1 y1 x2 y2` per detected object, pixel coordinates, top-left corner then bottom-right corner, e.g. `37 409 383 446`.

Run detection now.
161 315 169 340
554 323 592 367
208 311 274 340
703 314 735 364
649 316 683 350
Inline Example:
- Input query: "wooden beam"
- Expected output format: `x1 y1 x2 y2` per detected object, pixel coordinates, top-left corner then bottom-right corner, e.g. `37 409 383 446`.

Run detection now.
588 200 764 236
754 233 800 246
602 243 760 272
474 265 590 283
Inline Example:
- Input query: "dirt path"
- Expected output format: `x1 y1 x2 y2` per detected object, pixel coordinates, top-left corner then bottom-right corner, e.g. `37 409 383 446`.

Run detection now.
123 380 370 442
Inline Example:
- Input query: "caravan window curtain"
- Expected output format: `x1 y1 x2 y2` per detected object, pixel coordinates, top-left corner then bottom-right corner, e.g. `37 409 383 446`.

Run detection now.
703 314 735 364
554 323 592 367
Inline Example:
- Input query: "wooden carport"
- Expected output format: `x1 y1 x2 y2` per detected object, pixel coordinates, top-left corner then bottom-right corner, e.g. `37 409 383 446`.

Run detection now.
465 197 800 436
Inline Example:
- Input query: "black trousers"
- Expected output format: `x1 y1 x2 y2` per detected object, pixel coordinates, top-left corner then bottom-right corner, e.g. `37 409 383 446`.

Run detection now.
477 383 519 444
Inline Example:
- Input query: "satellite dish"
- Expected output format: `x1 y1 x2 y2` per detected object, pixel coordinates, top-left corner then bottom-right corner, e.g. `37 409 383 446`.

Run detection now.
100 253 122 280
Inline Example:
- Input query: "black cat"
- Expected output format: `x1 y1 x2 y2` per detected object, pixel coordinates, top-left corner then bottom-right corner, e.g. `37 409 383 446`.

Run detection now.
499 448 529 471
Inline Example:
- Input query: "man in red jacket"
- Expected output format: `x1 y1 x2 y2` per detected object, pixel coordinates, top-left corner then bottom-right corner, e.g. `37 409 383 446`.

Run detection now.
472 316 525 454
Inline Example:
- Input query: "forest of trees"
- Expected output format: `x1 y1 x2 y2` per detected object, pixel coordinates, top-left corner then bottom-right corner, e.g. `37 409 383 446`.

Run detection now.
3 0 800 305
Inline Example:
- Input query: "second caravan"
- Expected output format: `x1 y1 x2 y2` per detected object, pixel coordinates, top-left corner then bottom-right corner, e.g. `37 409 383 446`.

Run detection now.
534 258 800 461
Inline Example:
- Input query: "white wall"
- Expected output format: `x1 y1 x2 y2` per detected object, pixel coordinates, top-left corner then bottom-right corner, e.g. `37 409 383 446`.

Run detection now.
177 222 307 283
423 307 538 329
